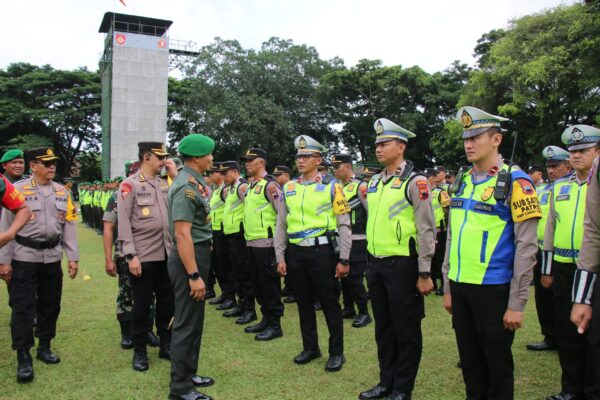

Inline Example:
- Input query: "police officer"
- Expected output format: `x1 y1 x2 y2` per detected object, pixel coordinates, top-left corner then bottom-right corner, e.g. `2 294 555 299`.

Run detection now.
221 161 255 324
240 148 285 340
527 164 545 187
1 149 25 183
168 134 215 400
361 165 382 182
442 107 540 399
527 146 571 352
542 125 600 400
571 153 600 396
207 162 237 309
0 147 78 383
359 119 435 400
275 135 352 372
272 166 295 304
332 153 371 328
117 141 174 371
427 167 451 296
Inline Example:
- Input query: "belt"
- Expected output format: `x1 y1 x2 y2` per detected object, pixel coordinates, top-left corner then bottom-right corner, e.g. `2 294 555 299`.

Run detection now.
16 235 62 250
194 239 212 247
296 236 329 247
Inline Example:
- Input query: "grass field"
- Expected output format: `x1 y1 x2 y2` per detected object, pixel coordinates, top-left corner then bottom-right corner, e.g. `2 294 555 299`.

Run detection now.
0 221 561 400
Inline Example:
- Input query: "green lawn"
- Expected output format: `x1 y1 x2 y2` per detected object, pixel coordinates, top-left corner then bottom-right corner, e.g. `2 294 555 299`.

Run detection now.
0 221 561 399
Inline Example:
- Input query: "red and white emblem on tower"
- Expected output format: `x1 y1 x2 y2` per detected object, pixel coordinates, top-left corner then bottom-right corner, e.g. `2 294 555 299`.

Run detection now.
115 34 126 45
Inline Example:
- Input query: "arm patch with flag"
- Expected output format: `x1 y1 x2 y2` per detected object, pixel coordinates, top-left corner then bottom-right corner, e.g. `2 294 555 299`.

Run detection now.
510 178 542 222
1 175 25 212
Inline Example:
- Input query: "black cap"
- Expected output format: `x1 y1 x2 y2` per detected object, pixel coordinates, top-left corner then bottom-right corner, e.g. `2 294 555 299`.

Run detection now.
138 142 169 156
362 165 382 176
208 162 221 173
423 168 436 178
240 148 267 161
433 165 446 173
26 147 60 162
331 154 353 167
221 161 240 171
272 166 290 175
318 161 330 171
527 164 544 173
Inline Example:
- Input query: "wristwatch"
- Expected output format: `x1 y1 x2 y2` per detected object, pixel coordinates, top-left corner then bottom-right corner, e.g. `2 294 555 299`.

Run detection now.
339 259 350 267
188 271 201 280
419 272 431 279
125 254 134 261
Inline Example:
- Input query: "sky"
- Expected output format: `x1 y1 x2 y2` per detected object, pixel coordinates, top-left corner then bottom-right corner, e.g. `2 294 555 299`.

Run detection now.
0 0 576 74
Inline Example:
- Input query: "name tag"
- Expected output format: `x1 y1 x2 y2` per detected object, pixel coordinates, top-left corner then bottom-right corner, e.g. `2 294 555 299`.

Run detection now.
473 203 493 213
556 194 570 201
451 199 464 208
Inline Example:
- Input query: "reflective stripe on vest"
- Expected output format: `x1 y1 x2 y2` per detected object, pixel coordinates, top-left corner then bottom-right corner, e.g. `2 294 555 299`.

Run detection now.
448 165 519 285
244 178 277 241
223 182 245 235
210 186 226 231
366 173 417 257
552 179 587 264
284 180 336 244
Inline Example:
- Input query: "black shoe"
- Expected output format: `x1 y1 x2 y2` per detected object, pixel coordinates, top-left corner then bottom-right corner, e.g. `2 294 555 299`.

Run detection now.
235 310 257 325
325 354 345 372
283 295 296 304
314 301 322 310
546 393 579 400
281 287 292 296
159 340 171 360
359 384 391 400
456 360 461 368
244 320 268 333
204 289 216 300
132 350 149 371
169 390 212 400
223 305 244 318
435 289 444 296
342 308 357 319
255 324 283 341
36 347 61 364
527 340 557 351
147 331 160 347
387 392 411 400
32 317 37 327
16 350 34 383
217 299 237 311
208 294 226 305
352 314 372 328
293 349 322 365
191 375 214 387
119 321 134 349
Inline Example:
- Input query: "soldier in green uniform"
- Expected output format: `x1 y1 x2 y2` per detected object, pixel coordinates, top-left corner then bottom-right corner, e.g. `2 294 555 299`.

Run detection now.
527 146 571 352
168 134 216 400
1 149 25 183
542 125 600 400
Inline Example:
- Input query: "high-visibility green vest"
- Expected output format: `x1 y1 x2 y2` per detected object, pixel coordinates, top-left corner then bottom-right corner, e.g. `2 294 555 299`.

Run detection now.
431 187 446 229
552 178 587 263
210 185 226 231
448 165 528 285
536 182 553 248
343 178 367 235
223 181 246 235
366 172 417 257
283 179 336 244
244 178 278 241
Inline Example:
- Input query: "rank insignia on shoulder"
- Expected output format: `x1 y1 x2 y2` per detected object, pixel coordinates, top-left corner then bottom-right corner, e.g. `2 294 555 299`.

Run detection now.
188 176 197 185
185 189 196 200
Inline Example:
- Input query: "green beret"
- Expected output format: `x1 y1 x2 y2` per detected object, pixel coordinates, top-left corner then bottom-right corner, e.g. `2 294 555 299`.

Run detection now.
178 134 215 157
0 149 24 163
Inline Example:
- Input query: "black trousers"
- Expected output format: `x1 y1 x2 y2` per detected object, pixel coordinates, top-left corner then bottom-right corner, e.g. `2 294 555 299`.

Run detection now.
552 261 599 397
591 278 600 394
431 230 446 290
130 259 174 349
212 230 235 297
248 246 283 323
168 244 210 396
451 281 514 400
9 260 63 350
367 255 424 394
341 239 368 314
287 243 343 356
534 250 555 341
224 232 254 310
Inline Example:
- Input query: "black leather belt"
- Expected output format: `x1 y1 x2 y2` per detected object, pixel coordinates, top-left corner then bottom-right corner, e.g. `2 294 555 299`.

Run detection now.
16 235 62 250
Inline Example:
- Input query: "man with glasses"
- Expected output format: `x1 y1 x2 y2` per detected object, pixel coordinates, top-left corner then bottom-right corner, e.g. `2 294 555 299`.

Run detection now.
0 147 78 383
118 141 175 372
275 135 352 372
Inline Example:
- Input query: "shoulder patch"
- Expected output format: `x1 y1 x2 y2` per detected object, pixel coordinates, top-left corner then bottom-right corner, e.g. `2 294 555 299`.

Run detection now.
268 183 279 199
120 182 132 199
359 182 368 199
332 182 351 214
511 178 542 222
415 180 429 200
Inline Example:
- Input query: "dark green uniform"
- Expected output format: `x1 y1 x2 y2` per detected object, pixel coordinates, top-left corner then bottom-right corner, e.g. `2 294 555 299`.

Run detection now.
167 166 213 397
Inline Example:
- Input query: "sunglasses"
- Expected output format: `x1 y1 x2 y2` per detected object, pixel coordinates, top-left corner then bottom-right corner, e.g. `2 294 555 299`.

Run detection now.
295 154 319 160
35 160 57 168
155 154 168 160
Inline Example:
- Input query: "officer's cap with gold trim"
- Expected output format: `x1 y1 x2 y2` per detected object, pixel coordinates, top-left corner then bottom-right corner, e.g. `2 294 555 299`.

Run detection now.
455 106 509 139
240 148 267 161
138 141 169 156
374 118 416 144
561 125 600 151
542 146 569 165
294 135 327 156
272 166 290 175
332 154 353 167
25 147 59 162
